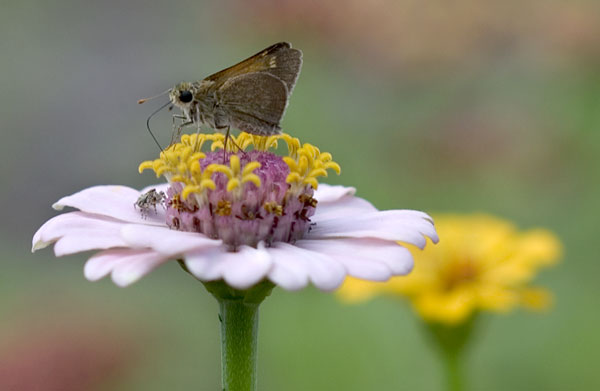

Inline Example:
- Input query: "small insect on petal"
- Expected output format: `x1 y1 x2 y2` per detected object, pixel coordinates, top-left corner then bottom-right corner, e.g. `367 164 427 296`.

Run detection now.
134 189 166 219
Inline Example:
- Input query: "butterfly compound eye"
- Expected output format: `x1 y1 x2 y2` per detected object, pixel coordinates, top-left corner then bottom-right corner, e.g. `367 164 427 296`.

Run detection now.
179 90 193 103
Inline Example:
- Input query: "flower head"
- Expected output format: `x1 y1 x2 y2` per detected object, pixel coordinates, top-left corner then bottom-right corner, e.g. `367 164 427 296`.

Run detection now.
337 214 562 325
138 133 339 249
33 132 438 291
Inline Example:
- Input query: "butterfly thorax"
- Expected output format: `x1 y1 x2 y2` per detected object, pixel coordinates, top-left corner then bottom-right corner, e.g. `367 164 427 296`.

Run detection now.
191 80 219 128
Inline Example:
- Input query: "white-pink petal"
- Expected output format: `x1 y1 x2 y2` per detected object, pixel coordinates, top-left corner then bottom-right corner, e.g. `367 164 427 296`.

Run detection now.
266 243 346 291
84 248 168 287
221 244 272 289
53 185 166 226
182 248 223 280
369 245 414 275
313 184 356 203
111 251 170 287
265 246 311 290
32 212 128 255
120 224 221 256
84 249 130 281
185 245 272 290
307 210 438 248
311 195 377 222
296 238 414 278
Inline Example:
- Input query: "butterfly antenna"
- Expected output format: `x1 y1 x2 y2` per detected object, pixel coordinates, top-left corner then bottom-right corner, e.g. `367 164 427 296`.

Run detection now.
138 88 171 104
145 101 171 152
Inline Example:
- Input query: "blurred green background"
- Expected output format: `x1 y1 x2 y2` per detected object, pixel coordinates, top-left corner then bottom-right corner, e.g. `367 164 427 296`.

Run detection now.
1 0 599 389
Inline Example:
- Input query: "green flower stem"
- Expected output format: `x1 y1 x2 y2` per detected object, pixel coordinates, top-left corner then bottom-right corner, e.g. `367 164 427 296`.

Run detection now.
423 315 478 391
219 299 259 391
442 348 464 391
202 279 275 391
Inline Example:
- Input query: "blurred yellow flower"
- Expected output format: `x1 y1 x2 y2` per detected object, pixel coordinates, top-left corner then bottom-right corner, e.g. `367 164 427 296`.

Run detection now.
338 214 562 325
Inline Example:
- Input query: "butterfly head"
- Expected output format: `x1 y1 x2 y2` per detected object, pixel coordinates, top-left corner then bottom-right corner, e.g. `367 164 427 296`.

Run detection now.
169 82 195 109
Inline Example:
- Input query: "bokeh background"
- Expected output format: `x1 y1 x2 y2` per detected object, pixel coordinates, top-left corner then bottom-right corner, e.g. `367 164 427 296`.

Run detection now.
2 0 599 389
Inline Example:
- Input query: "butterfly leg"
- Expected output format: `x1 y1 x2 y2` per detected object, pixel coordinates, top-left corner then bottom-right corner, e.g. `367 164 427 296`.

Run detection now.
171 114 186 132
170 114 185 146
216 125 246 162
170 114 192 149
218 125 230 163
192 112 203 152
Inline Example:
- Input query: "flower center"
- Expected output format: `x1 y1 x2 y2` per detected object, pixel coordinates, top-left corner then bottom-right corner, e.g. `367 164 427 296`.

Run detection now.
139 132 340 250
442 259 479 291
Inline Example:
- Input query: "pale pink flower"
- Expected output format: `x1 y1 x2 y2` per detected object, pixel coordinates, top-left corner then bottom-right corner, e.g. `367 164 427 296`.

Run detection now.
32 132 438 290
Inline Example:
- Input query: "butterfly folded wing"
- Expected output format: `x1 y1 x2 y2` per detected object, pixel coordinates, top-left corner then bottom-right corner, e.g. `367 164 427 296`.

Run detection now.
206 42 302 97
217 73 289 136
258 44 302 96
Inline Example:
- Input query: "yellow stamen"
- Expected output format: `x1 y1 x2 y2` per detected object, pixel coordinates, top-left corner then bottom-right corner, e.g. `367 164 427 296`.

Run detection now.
138 132 340 202
283 142 340 191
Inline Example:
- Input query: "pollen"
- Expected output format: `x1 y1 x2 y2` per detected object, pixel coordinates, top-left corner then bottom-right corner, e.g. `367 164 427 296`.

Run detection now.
139 132 340 248
298 193 318 208
263 201 283 216
215 200 232 216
